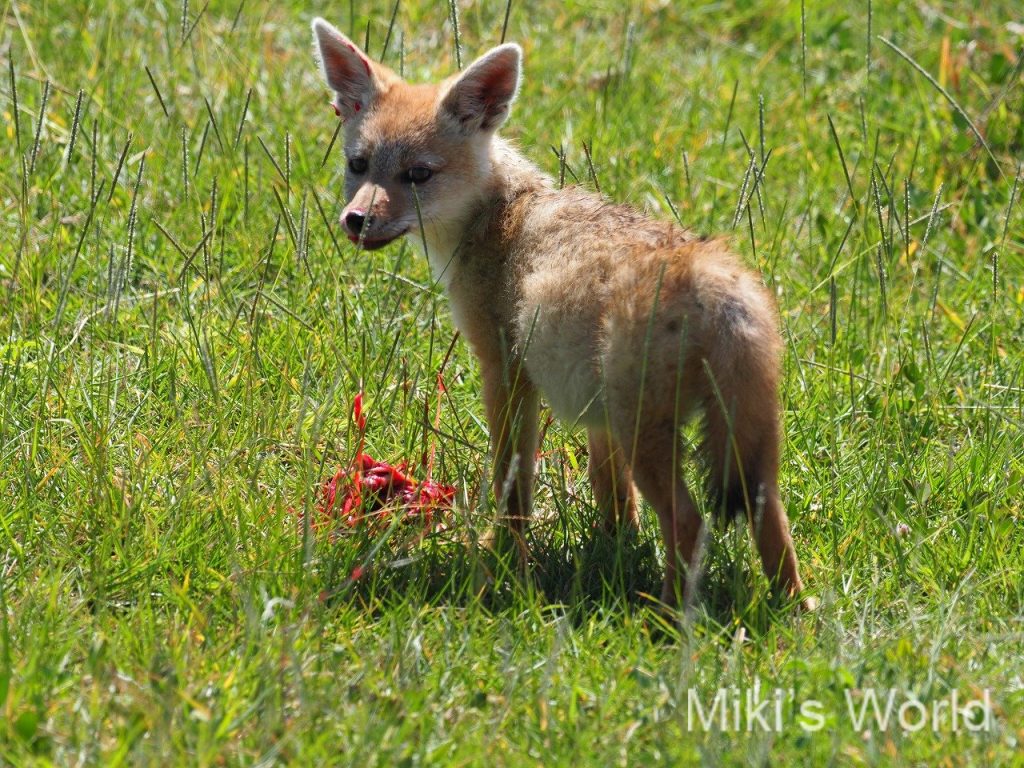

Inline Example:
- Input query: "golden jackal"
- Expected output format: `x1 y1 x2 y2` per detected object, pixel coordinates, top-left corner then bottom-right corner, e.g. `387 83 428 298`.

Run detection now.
312 18 807 608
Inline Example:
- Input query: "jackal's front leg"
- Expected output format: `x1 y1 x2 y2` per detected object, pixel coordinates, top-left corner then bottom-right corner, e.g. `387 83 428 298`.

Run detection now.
481 361 539 549
587 429 638 534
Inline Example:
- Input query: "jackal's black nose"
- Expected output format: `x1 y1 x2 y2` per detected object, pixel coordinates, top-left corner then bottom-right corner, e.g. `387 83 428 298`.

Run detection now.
344 210 366 236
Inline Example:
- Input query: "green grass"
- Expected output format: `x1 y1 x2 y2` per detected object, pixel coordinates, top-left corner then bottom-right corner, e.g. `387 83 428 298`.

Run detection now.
2 0 1023 764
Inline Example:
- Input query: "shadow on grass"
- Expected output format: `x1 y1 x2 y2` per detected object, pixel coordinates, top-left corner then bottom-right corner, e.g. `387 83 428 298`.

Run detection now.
315 513 793 637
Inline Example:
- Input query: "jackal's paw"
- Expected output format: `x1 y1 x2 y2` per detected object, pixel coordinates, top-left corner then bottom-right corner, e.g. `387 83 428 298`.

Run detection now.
797 595 819 613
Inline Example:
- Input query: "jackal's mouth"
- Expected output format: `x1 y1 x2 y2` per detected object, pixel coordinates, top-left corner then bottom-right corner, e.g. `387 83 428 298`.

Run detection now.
347 229 407 251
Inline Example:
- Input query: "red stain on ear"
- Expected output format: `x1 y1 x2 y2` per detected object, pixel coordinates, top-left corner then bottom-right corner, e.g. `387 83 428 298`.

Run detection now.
354 102 361 112
332 103 341 116
344 42 373 77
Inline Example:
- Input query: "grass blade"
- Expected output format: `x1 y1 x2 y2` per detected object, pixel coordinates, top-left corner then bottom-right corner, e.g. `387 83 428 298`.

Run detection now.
234 87 252 150
448 0 463 69
501 0 514 44
8 58 21 151
144 65 170 118
64 89 85 166
29 80 50 175
878 36 1002 178
380 0 400 61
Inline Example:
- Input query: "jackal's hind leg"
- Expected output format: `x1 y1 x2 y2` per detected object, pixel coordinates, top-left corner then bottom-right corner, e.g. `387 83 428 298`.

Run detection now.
611 417 702 608
704 386 805 604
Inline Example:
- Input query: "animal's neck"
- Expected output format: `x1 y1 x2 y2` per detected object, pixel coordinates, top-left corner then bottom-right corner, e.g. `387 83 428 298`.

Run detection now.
416 137 549 283
489 136 551 202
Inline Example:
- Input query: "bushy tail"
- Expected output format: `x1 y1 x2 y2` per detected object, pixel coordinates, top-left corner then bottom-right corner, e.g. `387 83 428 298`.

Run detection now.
701 375 803 597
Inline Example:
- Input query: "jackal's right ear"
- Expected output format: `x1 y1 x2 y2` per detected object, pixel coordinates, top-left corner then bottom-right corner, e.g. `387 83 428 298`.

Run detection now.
440 44 522 134
312 17 377 120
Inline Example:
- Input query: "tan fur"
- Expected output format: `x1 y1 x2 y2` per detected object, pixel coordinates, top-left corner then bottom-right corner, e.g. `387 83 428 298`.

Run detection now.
312 19 807 608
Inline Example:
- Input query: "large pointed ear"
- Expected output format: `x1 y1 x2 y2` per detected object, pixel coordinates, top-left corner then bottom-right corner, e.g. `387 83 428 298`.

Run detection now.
440 44 522 133
312 17 377 120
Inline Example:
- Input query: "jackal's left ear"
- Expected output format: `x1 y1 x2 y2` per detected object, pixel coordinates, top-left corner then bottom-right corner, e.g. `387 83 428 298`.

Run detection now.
440 44 522 133
312 17 378 120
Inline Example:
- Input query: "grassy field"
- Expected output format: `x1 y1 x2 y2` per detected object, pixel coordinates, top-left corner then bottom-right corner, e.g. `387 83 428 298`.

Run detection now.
2 0 1023 764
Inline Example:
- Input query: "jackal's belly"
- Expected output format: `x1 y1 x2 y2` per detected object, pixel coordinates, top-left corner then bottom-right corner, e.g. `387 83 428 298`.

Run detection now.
519 307 605 427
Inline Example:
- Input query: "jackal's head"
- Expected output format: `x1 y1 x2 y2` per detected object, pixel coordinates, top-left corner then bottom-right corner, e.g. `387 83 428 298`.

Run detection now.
312 18 521 252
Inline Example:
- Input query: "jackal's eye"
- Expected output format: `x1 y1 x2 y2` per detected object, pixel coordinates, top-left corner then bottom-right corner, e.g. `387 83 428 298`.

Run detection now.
403 166 433 184
348 157 368 174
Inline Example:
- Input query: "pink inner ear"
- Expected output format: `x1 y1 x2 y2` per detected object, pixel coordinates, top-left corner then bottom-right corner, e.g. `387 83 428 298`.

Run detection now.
478 65 514 101
319 31 374 106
